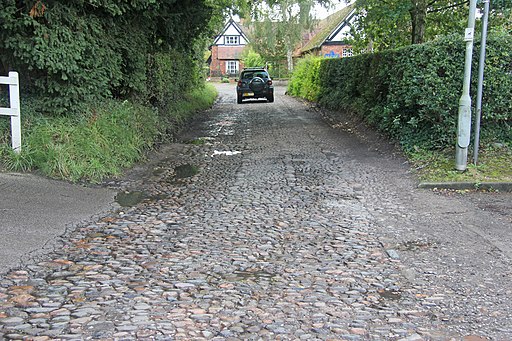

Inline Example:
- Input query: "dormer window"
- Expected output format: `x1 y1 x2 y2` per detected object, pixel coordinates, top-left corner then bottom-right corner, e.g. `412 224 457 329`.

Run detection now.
225 36 239 45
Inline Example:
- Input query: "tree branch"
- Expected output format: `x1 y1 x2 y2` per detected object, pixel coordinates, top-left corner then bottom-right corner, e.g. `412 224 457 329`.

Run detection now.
428 0 470 13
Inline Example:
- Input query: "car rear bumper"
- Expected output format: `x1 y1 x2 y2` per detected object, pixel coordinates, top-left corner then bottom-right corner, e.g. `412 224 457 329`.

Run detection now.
237 88 274 98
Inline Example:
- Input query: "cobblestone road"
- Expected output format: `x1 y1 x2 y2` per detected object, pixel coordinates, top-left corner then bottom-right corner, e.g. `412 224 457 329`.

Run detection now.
1 84 511 340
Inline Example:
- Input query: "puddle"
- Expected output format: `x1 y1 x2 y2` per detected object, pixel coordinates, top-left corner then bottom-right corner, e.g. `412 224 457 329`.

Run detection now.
215 120 235 127
152 167 166 176
399 240 433 251
231 270 275 281
211 150 242 157
115 191 147 207
174 164 199 179
185 138 207 145
324 152 339 159
89 232 107 238
378 289 402 300
115 191 167 207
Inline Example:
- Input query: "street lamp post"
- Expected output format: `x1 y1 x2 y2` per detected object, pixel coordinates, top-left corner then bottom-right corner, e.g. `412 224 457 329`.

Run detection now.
455 0 478 171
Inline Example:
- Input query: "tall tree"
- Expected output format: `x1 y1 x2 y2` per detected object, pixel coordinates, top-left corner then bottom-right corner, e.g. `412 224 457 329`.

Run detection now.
250 20 288 67
350 0 472 51
489 0 512 32
410 0 428 44
248 0 331 72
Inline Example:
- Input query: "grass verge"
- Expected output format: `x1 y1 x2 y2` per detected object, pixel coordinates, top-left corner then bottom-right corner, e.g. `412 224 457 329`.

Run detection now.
0 83 217 182
407 145 512 183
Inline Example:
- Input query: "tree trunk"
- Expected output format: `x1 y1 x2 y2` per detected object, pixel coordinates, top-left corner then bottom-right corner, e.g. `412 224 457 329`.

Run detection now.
287 49 293 73
410 0 428 44
0 50 10 75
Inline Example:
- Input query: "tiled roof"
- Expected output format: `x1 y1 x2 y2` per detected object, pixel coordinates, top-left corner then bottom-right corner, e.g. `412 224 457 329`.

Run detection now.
300 4 355 54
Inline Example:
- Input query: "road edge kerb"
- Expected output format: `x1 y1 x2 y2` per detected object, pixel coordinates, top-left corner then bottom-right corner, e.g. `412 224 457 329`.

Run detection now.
418 182 512 192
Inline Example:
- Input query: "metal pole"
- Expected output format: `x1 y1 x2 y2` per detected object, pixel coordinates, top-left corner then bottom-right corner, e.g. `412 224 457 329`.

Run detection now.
473 0 490 165
455 0 478 171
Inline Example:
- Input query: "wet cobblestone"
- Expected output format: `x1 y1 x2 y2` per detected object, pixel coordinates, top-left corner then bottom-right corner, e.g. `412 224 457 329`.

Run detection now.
1 85 511 340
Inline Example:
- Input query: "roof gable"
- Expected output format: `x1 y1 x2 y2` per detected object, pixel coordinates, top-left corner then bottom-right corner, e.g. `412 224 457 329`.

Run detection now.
213 19 250 45
300 4 355 54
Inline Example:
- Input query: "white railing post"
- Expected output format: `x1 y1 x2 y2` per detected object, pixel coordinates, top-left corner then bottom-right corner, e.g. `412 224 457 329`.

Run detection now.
0 71 21 153
9 72 21 152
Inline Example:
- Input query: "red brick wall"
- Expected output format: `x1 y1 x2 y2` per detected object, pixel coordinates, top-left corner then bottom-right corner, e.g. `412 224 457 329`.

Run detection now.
209 45 245 77
210 46 222 76
320 45 352 58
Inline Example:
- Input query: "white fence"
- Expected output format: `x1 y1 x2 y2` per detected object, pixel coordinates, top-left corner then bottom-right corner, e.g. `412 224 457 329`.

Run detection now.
0 72 21 152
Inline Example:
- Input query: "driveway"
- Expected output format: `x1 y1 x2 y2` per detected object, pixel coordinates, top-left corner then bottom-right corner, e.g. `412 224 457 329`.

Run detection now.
0 83 511 339
0 173 116 272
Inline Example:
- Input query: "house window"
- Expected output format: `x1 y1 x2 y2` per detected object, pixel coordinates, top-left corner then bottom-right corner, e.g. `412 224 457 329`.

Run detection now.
342 48 353 58
225 36 240 45
226 61 239 75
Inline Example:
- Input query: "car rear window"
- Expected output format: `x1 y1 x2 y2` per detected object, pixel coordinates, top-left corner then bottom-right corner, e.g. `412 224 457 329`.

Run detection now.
241 70 269 80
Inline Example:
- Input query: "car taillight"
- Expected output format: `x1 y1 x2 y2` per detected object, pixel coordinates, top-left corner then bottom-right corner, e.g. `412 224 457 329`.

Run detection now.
267 80 272 85
237 80 242 87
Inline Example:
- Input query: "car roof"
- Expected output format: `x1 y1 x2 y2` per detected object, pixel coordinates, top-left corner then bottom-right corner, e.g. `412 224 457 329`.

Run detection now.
242 67 267 72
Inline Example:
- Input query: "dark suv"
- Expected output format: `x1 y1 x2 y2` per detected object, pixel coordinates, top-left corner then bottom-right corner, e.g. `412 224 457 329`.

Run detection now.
236 67 274 104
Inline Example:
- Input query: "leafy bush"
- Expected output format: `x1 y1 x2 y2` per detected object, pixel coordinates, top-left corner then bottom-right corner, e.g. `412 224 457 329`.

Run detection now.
288 32 512 151
146 51 203 109
288 55 323 101
0 1 222 181
0 1 213 115
241 47 265 68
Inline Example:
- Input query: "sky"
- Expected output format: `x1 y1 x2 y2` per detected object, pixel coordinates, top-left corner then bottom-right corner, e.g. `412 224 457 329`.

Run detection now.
231 1 354 22
312 1 353 20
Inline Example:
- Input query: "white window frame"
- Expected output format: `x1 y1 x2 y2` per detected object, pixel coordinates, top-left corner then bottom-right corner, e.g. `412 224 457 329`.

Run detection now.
224 36 240 45
342 48 353 58
226 61 239 75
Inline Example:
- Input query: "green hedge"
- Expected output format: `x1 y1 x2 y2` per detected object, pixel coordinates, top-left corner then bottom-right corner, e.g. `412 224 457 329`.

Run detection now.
288 33 512 151
146 51 203 110
0 1 212 115
288 55 323 101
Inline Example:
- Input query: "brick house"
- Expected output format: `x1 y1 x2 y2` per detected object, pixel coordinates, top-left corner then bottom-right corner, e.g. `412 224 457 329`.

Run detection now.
296 4 356 59
208 19 250 77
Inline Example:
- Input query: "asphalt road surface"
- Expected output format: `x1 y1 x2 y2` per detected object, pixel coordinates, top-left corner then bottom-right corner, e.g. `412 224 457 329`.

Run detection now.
0 173 116 272
0 83 511 340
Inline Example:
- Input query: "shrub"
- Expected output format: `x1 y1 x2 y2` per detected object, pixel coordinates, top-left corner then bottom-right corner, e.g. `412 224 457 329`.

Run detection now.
146 51 203 109
288 55 323 101
0 1 212 115
241 47 266 68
